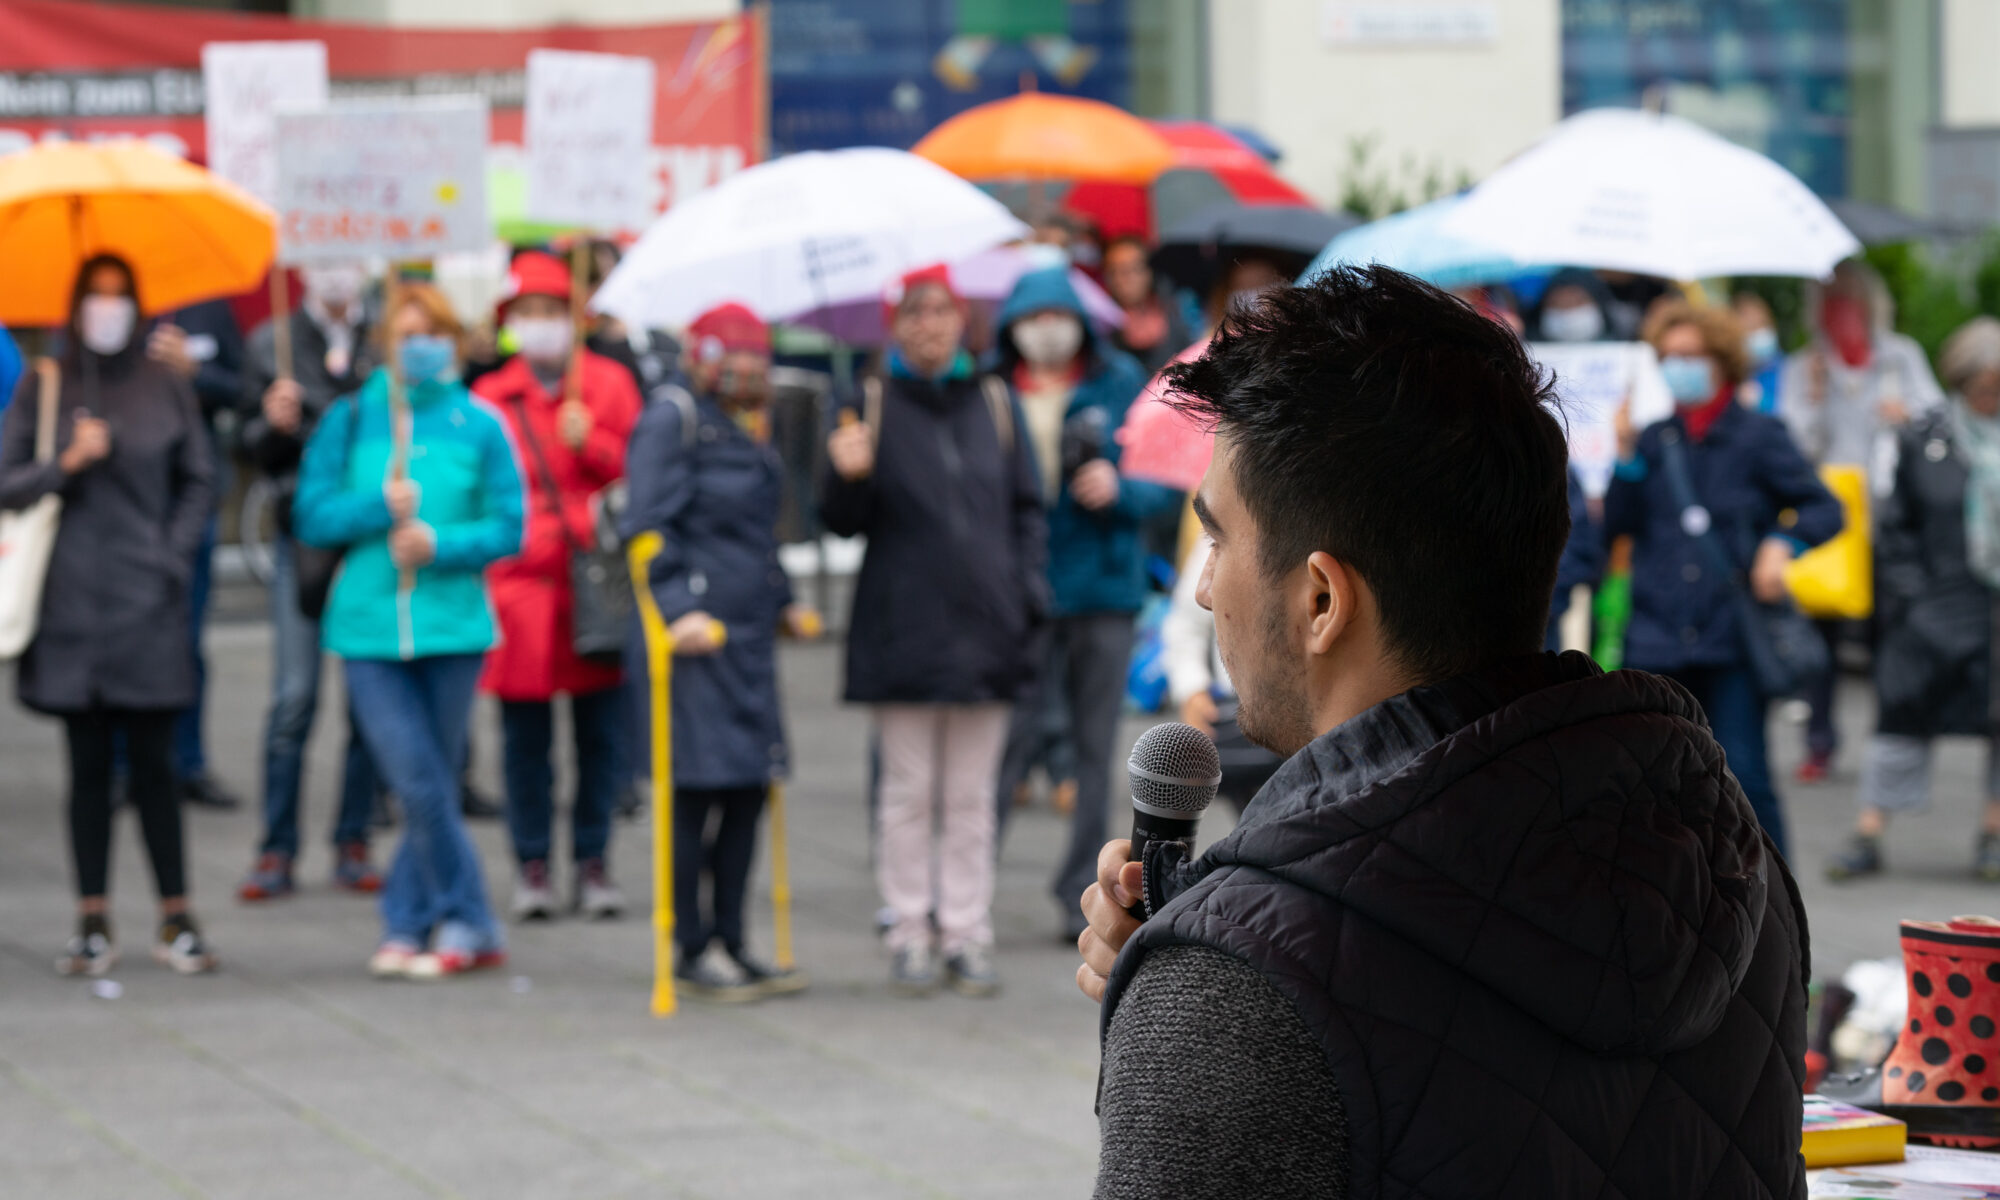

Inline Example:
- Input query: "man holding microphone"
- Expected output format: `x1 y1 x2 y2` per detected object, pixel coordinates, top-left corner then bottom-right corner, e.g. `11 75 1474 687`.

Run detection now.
1077 266 1810 1198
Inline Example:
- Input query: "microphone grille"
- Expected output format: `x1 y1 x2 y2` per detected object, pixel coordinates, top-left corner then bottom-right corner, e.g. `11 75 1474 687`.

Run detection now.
1128 721 1222 816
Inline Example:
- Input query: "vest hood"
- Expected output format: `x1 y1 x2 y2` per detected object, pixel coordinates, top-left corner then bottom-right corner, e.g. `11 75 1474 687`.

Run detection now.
1192 652 1772 1058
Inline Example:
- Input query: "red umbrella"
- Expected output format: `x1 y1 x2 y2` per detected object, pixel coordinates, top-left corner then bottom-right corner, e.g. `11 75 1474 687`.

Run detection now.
1065 121 1311 241
1117 337 1217 492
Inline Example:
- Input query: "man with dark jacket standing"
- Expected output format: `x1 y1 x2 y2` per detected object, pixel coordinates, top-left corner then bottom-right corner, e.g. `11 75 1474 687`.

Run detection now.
234 263 385 900
991 268 1178 940
1076 266 1809 1198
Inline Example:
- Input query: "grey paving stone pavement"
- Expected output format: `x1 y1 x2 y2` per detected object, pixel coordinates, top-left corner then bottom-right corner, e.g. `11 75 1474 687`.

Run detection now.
4 620 1999 1198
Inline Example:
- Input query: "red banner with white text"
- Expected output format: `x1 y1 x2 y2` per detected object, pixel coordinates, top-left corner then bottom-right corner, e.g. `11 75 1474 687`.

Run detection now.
0 0 765 218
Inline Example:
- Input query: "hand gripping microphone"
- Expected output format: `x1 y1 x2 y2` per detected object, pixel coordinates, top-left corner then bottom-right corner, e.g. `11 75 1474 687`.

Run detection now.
1126 722 1222 920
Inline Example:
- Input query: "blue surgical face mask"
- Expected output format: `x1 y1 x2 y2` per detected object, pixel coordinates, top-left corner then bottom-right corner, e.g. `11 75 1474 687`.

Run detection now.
1661 355 1717 404
1745 327 1779 366
399 334 456 384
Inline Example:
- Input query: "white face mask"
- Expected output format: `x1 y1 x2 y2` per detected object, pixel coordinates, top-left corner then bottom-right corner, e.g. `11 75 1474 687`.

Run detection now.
508 316 572 365
303 264 366 311
1012 312 1085 367
1542 304 1604 343
79 295 137 356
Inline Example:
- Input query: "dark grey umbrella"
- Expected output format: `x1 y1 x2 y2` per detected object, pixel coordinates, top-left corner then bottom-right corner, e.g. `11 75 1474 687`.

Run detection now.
1152 203 1361 292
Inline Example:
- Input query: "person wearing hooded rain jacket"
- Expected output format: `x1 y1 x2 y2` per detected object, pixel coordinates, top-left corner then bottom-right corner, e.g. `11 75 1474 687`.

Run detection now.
990 267 1177 941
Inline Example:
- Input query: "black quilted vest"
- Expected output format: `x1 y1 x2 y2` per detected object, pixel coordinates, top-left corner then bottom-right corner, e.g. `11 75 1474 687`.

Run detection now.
1101 653 1809 1198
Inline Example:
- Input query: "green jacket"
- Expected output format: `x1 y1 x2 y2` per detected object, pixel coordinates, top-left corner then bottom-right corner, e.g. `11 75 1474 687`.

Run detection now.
294 368 524 661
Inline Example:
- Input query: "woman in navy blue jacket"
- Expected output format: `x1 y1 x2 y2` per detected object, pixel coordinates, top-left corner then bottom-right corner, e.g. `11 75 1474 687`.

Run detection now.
624 304 815 1002
1604 300 1842 858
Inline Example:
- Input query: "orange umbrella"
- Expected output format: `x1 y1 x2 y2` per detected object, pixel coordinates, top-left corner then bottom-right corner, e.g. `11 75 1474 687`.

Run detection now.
0 139 277 326
912 93 1176 185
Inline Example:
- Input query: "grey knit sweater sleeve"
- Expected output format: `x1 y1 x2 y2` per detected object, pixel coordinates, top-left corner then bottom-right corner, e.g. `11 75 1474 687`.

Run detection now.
1094 945 1348 1199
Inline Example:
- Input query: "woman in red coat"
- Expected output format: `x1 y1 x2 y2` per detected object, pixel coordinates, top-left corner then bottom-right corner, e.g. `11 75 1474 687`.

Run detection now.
473 251 641 921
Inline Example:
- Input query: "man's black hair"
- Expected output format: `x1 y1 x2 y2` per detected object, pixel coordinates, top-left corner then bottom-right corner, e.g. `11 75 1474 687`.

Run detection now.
1167 264 1570 684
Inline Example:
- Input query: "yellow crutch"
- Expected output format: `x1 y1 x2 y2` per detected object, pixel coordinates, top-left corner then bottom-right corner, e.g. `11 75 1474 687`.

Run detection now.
628 532 678 1017
628 533 729 1016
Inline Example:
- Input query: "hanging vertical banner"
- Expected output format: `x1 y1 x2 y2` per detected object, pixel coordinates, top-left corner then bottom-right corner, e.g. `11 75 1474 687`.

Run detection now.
200 40 328 204
524 49 655 233
274 98 491 263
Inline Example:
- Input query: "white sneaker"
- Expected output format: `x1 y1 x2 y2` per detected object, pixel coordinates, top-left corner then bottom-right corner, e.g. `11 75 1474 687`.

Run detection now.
890 943 938 996
944 941 999 998
152 922 217 975
512 860 554 922
574 858 623 920
369 941 419 979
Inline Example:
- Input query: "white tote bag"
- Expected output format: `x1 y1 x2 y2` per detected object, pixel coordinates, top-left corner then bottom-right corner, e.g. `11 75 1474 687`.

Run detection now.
0 360 64 659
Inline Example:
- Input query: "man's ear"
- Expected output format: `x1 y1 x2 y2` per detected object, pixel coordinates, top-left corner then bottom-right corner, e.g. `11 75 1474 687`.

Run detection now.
1303 551 1357 656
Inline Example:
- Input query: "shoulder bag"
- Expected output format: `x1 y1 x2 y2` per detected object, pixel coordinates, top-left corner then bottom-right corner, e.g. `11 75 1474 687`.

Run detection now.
1657 426 1830 698
295 396 359 621
510 398 632 662
0 360 65 659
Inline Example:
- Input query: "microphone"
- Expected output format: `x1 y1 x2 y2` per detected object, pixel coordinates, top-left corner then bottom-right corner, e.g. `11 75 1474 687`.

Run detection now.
1126 722 1221 920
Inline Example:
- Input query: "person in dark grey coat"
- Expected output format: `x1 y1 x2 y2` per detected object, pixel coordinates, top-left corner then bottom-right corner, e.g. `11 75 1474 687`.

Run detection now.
624 303 815 1001
1831 316 2000 882
0 254 218 977
821 265 1046 997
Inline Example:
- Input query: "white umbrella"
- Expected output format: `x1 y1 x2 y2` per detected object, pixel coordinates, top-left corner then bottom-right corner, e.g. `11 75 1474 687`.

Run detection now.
593 147 1030 330
1441 108 1860 280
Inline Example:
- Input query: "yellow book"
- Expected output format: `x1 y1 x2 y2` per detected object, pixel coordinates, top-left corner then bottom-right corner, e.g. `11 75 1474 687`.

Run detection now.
1805 1094 1909 1168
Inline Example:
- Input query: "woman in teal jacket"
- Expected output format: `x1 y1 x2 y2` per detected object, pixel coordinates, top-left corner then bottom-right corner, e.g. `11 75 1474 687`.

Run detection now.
294 283 524 980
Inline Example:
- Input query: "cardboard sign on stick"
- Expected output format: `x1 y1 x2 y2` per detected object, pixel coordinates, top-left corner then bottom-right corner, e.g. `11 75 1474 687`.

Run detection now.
201 40 328 205
524 49 656 232
274 97 491 264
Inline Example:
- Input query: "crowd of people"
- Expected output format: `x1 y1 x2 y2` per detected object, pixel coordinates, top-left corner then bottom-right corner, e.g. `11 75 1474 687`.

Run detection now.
6 211 2000 994
0 225 1219 998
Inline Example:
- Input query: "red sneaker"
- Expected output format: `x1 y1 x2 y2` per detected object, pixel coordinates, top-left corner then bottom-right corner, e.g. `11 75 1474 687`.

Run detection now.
237 852 295 902
1796 755 1832 785
332 843 382 893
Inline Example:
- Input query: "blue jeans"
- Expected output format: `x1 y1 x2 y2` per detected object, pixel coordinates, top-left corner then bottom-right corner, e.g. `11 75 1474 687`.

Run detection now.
260 534 380 858
174 514 217 776
500 689 622 865
345 654 501 953
1669 663 1790 861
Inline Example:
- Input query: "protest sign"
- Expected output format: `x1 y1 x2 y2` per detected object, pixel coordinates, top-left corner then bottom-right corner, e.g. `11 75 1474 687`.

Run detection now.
201 40 327 204
273 98 490 263
524 49 655 232
1530 341 1674 498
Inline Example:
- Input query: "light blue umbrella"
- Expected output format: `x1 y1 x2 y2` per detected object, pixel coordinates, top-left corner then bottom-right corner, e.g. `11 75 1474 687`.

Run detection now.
1300 194 1536 288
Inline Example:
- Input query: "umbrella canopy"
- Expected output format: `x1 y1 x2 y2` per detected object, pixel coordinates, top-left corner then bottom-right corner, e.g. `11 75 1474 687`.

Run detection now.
1153 202 1360 292
1825 198 1940 246
1300 194 1535 288
1442 108 1860 280
0 139 277 326
1064 120 1315 239
592 147 1029 332
787 244 1122 346
1117 339 1214 492
912 93 1176 186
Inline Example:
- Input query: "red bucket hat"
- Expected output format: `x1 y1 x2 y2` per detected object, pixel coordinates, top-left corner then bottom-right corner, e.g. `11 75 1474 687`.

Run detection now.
881 264 963 329
497 251 572 318
687 302 772 362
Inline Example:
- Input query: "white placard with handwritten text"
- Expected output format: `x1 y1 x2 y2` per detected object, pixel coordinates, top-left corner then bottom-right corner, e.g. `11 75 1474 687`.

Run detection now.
524 49 656 233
